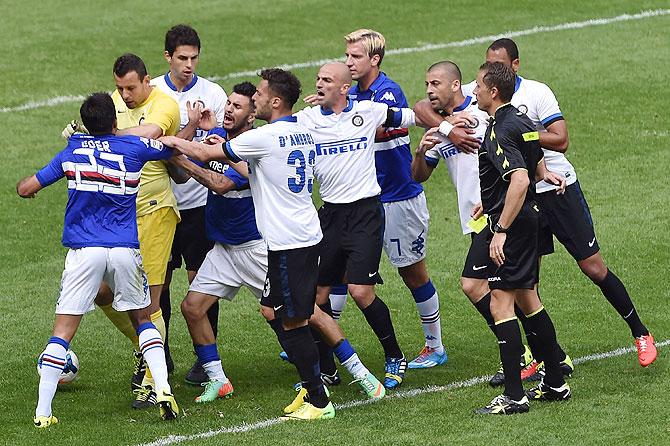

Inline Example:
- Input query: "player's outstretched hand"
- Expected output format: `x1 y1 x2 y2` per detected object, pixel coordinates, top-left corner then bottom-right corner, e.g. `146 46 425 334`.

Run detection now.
448 127 480 154
204 134 225 145
303 94 319 105
198 108 218 131
61 120 88 139
416 128 441 156
445 112 477 128
544 171 567 194
158 135 180 148
186 100 203 125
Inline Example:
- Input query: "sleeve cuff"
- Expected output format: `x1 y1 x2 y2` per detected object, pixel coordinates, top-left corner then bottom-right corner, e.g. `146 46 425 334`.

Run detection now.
223 141 242 163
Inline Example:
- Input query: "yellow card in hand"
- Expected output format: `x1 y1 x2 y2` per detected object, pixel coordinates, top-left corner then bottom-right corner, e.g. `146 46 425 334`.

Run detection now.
467 214 488 234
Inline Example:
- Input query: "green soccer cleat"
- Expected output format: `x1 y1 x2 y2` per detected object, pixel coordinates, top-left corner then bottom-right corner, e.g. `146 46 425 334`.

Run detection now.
560 354 575 376
195 379 234 403
281 401 335 420
352 373 385 399
475 394 530 415
157 390 179 420
34 415 58 428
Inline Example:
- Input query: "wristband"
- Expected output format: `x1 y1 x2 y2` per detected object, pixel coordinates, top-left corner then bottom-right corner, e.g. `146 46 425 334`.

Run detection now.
438 120 455 137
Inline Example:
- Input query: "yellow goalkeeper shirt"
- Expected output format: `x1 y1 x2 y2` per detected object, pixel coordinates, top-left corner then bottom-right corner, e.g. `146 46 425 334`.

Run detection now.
112 87 180 217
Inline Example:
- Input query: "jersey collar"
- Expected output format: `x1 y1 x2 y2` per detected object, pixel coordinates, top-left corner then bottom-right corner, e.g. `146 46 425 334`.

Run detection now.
270 115 297 123
453 95 472 112
164 72 199 92
514 75 522 93
354 72 387 96
320 98 354 115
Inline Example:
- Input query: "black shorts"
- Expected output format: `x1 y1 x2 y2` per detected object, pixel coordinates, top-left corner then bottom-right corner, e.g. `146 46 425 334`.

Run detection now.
462 229 491 280
536 181 599 261
168 206 214 271
487 204 540 290
260 244 319 321
317 196 384 286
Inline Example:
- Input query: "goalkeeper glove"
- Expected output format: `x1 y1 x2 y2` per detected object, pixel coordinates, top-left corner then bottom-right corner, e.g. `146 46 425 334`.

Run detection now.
61 120 89 139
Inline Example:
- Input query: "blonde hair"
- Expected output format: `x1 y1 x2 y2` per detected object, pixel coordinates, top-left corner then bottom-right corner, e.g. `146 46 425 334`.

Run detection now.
345 29 386 65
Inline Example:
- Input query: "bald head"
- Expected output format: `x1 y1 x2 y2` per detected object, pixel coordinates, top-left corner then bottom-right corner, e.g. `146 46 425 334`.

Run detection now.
322 61 352 85
315 62 352 112
427 60 462 83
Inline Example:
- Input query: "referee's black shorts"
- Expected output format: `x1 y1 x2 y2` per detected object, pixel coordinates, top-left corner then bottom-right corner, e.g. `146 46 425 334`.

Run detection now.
536 181 599 261
317 196 383 286
487 204 540 290
261 243 319 321
462 229 491 280
168 206 214 272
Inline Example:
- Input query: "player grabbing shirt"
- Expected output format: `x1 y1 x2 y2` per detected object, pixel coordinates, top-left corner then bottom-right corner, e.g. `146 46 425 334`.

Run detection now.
20 93 178 427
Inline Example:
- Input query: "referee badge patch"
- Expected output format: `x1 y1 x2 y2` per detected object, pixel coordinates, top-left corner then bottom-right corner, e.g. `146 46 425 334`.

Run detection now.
262 277 270 298
352 115 364 127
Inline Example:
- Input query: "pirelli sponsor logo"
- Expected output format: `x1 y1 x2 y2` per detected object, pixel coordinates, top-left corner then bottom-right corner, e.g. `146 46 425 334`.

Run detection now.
315 137 368 156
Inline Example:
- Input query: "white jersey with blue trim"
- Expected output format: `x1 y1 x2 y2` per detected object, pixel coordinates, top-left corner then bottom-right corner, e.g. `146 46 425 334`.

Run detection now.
295 99 414 204
151 73 227 209
464 76 576 192
225 116 322 251
425 95 489 234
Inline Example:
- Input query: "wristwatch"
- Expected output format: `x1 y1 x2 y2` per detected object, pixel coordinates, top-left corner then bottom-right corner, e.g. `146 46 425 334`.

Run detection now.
493 222 508 234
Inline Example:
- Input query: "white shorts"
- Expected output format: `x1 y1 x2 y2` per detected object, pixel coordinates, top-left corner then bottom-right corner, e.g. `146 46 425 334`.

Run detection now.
57 247 150 315
382 191 430 268
189 239 268 300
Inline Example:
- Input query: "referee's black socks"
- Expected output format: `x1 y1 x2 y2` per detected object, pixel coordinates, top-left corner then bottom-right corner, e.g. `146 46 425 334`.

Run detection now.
473 292 496 336
524 307 565 388
362 296 403 359
494 318 525 401
282 325 329 408
596 269 649 338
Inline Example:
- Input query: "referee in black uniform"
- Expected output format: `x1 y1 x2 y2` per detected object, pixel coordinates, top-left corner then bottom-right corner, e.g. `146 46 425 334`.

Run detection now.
472 62 571 415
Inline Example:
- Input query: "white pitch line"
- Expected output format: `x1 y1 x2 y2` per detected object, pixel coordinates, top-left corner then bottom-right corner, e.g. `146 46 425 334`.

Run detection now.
2 8 668 114
137 339 669 446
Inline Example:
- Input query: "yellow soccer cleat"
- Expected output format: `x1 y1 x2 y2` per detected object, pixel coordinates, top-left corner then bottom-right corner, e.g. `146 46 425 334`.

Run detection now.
156 390 180 420
281 401 335 420
283 385 308 414
34 415 58 428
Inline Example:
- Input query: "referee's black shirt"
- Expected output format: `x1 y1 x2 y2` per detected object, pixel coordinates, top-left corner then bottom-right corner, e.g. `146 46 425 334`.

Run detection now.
479 103 544 217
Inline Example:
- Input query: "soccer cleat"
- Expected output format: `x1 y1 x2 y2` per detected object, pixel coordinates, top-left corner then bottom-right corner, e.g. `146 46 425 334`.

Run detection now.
526 380 571 401
635 334 657 367
131 350 146 391
321 370 341 386
383 356 407 390
475 394 530 415
281 401 335 420
521 360 541 381
560 354 575 376
195 379 234 403
279 351 291 363
132 385 157 409
156 390 179 420
351 373 385 399
489 345 534 387
284 383 330 414
284 386 308 414
34 415 58 428
489 363 506 387
408 346 448 369
184 360 208 386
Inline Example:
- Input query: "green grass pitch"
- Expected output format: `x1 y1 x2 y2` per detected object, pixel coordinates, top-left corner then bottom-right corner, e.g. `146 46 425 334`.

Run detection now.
0 1 668 445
